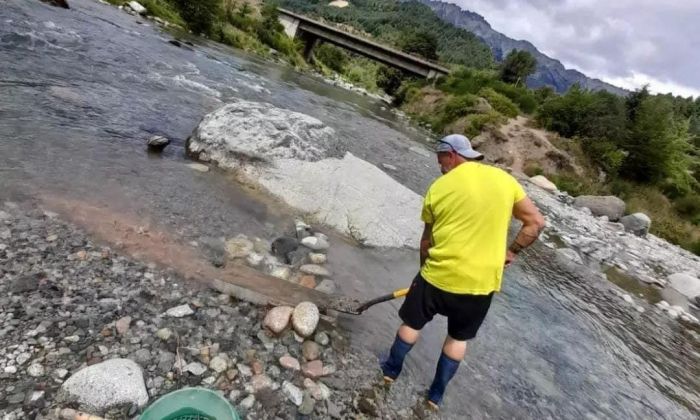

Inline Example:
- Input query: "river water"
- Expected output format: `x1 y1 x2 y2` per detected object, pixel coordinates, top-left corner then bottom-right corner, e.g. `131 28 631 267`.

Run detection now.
1 1 698 418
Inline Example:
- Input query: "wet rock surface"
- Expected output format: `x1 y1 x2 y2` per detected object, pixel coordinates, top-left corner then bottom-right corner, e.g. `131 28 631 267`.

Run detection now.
0 204 395 419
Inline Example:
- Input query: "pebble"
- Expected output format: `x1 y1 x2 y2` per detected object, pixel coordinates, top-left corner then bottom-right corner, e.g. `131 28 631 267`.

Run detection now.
209 356 228 373
299 275 317 288
299 391 315 415
315 279 337 294
240 394 255 410
27 363 45 377
270 266 292 281
250 374 273 392
53 368 69 379
4 366 17 374
166 304 194 317
300 264 331 277
302 360 324 379
225 234 254 259
292 302 320 337
237 363 252 378
246 252 264 267
282 381 303 406
184 362 207 376
302 341 321 361
279 355 301 371
115 316 132 335
382 163 397 171
263 306 294 334
314 331 330 346
156 328 173 341
301 236 329 251
308 253 327 264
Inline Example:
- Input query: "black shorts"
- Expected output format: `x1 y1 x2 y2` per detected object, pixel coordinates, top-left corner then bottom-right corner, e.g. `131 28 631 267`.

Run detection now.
399 273 494 341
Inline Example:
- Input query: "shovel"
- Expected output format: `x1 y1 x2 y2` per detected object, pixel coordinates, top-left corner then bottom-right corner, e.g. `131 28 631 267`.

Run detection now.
325 287 409 315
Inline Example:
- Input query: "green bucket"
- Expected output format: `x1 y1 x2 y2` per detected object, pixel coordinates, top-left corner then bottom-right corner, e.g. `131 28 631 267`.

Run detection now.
140 387 240 420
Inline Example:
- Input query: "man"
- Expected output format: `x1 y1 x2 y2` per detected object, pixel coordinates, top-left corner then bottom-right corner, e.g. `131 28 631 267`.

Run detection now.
381 134 546 410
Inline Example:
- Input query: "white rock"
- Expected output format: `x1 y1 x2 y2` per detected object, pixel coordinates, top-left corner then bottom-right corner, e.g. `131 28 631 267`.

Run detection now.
187 163 210 172
53 368 68 379
301 236 330 251
300 264 331 277
60 359 148 412
308 253 327 264
292 302 320 337
4 366 17 374
166 304 194 317
246 252 264 267
236 363 252 378
530 175 557 192
667 273 700 299
225 234 254 258
282 381 303 406
28 364 45 377
184 362 207 376
622 294 633 304
240 394 255 410
156 328 172 341
656 300 670 309
270 266 291 281
667 309 680 319
127 1 147 15
209 356 228 373
382 163 397 171
264 306 294 334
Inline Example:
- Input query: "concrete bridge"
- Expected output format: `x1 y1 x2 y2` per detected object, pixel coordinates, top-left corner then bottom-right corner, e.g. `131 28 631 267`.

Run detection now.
277 8 449 79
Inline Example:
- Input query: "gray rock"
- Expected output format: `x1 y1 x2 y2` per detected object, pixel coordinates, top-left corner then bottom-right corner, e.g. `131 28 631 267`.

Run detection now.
285 247 308 267
315 279 337 294
556 248 583 265
668 273 700 299
157 351 176 373
292 302 320 337
298 391 315 415
301 236 330 251
314 332 330 346
573 195 626 221
59 359 148 414
147 135 170 152
27 363 45 377
184 362 207 376
269 266 291 281
271 237 298 261
620 213 651 237
166 304 194 317
308 253 327 264
300 264 331 277
130 348 151 367
282 381 303 406
115 316 132 335
10 272 44 293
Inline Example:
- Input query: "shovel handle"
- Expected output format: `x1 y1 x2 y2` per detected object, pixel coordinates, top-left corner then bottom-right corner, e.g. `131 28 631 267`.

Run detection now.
356 287 410 314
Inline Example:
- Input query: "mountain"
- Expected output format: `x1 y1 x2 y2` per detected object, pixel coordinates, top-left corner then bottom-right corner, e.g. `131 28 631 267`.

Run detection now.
418 0 627 95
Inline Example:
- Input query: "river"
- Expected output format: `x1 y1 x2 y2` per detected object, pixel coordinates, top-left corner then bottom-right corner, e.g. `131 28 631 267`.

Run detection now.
1 1 698 418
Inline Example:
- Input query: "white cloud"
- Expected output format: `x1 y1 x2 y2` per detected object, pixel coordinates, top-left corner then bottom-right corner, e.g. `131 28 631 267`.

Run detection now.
449 0 700 97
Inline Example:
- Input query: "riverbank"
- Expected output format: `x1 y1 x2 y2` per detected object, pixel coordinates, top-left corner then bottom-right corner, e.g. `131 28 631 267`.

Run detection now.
0 202 407 419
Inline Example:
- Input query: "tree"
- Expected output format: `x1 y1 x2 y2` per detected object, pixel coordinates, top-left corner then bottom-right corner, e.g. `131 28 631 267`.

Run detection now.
499 49 537 85
376 66 404 96
400 31 439 61
172 0 220 35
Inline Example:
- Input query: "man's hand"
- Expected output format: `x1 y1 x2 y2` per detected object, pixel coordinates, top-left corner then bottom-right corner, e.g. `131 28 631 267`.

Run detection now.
505 250 516 266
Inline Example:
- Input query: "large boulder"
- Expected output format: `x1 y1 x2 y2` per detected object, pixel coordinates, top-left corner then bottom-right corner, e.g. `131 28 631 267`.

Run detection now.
529 175 557 193
667 273 700 300
186 101 343 167
573 195 626 221
620 213 651 237
59 359 148 415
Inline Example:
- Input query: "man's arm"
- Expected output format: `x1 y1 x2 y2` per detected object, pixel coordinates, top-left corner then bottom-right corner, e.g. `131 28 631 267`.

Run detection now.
420 223 432 267
506 198 546 265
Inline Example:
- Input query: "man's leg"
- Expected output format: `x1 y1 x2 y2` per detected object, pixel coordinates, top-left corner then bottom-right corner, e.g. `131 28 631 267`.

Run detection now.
427 335 466 407
381 324 420 382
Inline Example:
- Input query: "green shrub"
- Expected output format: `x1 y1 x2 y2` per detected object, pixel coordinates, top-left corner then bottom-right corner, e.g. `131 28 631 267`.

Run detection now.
315 44 348 73
478 88 519 118
172 0 220 35
674 195 700 217
441 94 479 123
581 138 627 177
438 68 498 96
492 82 538 114
376 66 403 96
464 111 505 137
138 0 185 26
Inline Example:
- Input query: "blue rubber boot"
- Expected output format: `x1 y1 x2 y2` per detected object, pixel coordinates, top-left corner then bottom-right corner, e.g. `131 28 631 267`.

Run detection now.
380 335 414 382
427 352 460 407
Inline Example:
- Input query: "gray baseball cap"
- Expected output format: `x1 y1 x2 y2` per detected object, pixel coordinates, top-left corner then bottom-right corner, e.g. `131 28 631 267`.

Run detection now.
435 134 483 160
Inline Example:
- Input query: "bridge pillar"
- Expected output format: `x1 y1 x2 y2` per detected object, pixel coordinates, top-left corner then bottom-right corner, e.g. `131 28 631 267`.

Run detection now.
279 14 300 38
300 32 320 61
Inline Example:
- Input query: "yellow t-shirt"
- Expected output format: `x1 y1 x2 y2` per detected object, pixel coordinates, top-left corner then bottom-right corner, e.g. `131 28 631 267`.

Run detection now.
420 162 526 295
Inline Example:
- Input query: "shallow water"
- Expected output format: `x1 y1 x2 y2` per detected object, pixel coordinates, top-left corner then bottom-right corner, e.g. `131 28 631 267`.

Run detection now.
1 1 698 418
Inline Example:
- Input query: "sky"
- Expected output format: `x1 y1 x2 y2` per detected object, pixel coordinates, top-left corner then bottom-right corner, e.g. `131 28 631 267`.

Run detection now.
448 0 700 98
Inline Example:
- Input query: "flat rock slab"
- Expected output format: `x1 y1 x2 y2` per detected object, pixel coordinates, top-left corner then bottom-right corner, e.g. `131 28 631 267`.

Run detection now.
59 359 148 414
